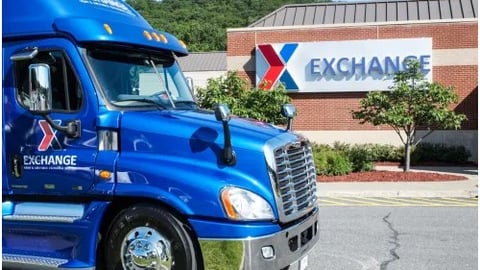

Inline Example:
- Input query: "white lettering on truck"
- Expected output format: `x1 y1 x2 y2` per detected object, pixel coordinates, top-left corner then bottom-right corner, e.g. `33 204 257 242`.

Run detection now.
23 155 78 166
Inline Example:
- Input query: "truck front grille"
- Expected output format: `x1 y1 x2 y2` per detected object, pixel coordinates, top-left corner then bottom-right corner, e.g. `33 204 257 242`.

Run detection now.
272 140 317 222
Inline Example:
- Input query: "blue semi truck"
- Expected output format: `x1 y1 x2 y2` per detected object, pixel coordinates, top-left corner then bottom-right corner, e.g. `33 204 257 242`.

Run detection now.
2 0 319 269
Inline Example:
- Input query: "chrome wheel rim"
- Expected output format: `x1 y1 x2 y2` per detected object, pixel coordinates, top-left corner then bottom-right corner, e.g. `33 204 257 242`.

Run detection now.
120 226 173 270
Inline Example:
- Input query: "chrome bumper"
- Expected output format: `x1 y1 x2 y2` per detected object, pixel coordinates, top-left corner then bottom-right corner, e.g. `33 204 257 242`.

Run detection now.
199 208 319 270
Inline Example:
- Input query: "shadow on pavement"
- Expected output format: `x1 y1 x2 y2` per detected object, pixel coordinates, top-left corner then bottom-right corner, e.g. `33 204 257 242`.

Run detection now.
411 166 478 176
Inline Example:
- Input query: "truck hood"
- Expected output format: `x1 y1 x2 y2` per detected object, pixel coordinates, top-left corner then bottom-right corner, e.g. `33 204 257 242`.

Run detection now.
114 109 303 219
119 109 291 154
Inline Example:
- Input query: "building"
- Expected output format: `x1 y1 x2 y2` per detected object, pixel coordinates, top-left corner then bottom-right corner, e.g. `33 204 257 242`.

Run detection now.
177 51 226 91
226 0 478 161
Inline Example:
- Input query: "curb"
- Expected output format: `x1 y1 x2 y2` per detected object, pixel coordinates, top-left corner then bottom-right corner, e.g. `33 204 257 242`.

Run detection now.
318 189 477 198
316 166 478 198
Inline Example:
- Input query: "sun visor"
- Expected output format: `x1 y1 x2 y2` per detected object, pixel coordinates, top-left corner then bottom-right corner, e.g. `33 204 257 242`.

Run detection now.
3 0 188 56
53 18 188 56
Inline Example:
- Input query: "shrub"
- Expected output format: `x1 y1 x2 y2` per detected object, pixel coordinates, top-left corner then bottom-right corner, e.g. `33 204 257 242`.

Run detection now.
367 144 404 161
313 149 352 176
312 142 471 175
411 143 471 164
332 142 350 153
196 71 291 125
348 145 374 172
330 142 402 172
331 142 403 162
443 145 471 163
311 143 333 153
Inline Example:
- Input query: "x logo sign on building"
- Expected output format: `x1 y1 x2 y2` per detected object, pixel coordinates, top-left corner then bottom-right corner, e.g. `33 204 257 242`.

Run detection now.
256 43 299 90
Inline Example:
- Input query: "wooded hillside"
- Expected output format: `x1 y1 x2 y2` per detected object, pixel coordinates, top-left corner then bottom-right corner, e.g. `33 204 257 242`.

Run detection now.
127 0 328 52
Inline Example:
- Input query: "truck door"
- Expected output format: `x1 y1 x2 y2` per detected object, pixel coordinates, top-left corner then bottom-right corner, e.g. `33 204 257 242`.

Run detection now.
4 48 99 196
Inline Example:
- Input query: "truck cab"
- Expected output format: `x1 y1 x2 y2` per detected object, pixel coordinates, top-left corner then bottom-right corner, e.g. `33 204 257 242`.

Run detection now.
2 1 319 269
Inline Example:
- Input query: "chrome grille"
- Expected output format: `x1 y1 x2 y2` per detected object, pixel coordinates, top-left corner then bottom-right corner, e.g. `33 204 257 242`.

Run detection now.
272 140 317 221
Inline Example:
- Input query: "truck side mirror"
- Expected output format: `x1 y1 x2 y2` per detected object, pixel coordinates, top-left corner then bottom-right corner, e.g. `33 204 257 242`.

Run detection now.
281 103 297 131
28 63 52 114
214 104 236 166
214 104 231 122
27 63 81 138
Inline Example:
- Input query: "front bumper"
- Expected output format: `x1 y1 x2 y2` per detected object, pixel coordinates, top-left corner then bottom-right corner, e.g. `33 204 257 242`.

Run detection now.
198 208 319 269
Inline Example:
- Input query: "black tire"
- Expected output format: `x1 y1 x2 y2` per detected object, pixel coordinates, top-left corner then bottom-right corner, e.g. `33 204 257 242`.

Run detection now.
104 204 197 270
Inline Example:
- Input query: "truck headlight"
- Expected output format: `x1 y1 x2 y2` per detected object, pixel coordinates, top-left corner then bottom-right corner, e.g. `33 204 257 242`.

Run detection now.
221 187 274 221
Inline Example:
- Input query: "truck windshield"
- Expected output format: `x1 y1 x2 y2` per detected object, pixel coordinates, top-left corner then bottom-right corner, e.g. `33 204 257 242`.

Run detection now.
86 48 195 109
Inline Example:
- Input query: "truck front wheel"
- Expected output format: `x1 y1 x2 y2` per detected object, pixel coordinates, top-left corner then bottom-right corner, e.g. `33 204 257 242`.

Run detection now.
104 204 198 270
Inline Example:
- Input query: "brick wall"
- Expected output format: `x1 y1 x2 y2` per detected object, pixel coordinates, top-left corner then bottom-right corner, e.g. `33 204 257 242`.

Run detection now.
227 21 478 131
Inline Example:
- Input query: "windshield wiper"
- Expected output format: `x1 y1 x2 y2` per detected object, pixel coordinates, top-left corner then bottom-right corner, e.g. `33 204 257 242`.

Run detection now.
174 100 197 109
113 96 167 110
147 59 176 109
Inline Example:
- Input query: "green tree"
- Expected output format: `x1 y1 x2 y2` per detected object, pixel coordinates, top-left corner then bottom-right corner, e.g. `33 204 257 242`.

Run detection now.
196 71 291 125
352 60 466 172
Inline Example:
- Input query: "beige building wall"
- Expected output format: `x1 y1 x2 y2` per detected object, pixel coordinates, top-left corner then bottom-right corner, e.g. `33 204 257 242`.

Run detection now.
184 71 226 93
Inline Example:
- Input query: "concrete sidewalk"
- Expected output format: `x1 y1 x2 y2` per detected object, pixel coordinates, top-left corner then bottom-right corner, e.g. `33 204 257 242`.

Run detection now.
317 166 478 198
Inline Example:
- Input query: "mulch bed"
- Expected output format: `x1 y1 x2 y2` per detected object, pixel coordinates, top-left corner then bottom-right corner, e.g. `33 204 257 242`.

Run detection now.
316 170 468 182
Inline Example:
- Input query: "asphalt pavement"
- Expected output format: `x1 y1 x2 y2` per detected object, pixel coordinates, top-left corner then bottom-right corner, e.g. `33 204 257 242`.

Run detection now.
317 165 478 198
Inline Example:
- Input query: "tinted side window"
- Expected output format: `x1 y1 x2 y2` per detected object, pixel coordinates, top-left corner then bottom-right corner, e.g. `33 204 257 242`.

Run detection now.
14 50 83 112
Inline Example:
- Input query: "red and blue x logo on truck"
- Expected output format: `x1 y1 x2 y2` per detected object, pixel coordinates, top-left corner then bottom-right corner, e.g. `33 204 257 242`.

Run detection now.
257 43 299 90
38 120 62 151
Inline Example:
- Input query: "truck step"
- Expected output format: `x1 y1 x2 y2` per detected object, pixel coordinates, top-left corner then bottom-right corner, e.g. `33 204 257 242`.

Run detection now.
3 214 80 223
3 254 68 269
2 201 83 223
